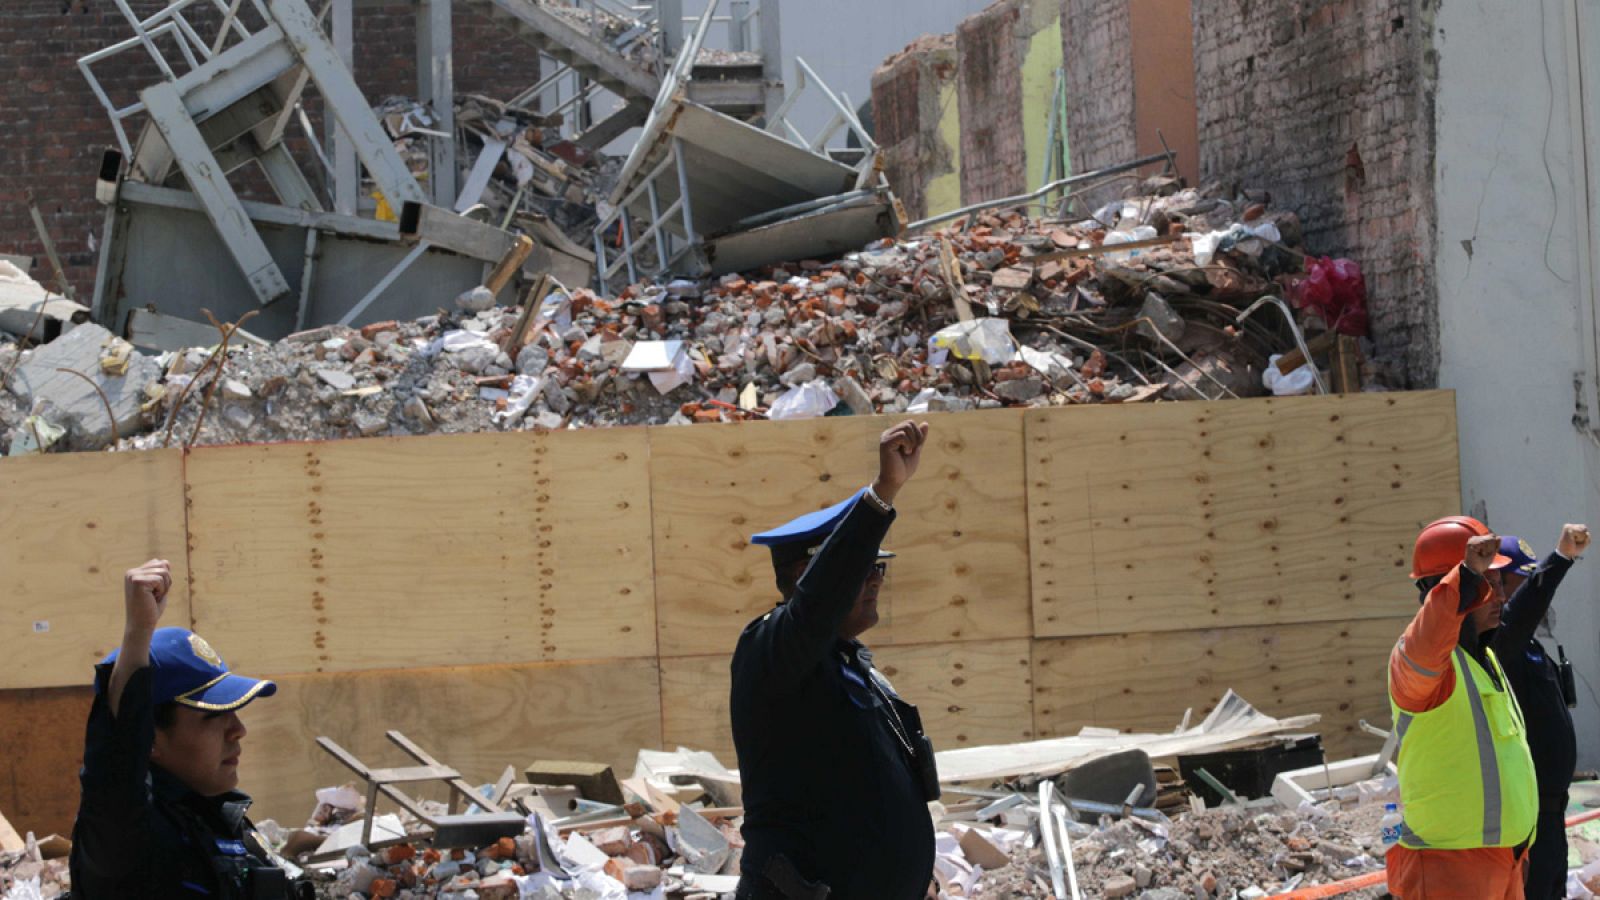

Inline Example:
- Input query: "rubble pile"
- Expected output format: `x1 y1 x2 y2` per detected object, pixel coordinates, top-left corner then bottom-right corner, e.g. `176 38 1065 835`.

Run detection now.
377 94 619 251
0 180 1372 456
942 801 1389 900
0 836 69 900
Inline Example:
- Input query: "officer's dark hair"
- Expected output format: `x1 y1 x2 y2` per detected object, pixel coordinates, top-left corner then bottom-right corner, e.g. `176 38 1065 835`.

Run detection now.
153 701 179 730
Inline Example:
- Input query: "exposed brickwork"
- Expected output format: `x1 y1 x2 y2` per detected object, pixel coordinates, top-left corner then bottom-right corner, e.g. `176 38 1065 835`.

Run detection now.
1059 0 1135 176
0 0 541 301
955 0 1026 205
1191 0 1438 387
871 34 957 221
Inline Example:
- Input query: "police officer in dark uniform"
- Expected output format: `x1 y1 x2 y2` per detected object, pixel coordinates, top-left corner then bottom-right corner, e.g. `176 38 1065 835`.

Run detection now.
1488 525 1589 899
731 420 938 900
70 559 310 899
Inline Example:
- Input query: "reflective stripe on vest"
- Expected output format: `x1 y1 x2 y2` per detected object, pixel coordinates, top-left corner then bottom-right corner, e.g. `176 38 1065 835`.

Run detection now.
1389 645 1537 850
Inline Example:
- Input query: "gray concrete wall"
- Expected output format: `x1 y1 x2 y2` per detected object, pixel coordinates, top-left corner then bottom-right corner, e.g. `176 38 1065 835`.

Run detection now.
1433 0 1600 769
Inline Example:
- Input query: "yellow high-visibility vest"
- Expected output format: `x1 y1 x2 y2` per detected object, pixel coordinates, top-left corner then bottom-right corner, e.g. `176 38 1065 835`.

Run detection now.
1389 645 1538 850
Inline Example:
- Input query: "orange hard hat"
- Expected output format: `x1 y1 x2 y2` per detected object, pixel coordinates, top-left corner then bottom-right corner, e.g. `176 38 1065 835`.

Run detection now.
1409 515 1514 580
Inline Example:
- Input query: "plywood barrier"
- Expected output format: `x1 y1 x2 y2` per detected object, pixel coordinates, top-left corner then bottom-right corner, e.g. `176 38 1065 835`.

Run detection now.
0 686 92 837
1 449 190 690
1031 618 1405 761
0 392 1460 822
660 639 1037 766
238 658 663 825
1028 392 1459 638
185 429 656 675
650 409 1032 658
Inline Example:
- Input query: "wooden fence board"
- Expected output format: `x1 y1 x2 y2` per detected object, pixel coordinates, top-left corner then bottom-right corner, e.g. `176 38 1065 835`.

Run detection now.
651 411 1031 658
1030 618 1405 762
0 686 92 838
660 639 1036 767
1028 392 1458 637
186 430 655 674
0 449 189 689
237 658 662 824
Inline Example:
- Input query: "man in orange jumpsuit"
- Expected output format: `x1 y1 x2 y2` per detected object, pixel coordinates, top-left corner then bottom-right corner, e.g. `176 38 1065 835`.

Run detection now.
1387 516 1538 899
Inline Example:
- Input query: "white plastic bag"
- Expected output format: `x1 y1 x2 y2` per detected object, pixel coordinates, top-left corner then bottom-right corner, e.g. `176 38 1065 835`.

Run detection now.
768 379 839 420
929 317 1017 365
1262 354 1317 396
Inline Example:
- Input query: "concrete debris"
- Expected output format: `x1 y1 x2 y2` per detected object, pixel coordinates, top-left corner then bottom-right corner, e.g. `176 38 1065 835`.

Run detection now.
0 181 1364 456
6 324 163 450
939 799 1390 900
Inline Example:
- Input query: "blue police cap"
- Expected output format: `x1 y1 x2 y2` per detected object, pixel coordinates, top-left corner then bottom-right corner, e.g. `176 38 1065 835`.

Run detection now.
751 489 894 566
1498 535 1538 577
100 628 277 711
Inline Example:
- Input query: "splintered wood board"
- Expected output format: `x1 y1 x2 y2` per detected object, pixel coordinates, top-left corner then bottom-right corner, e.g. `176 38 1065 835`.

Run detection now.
1030 618 1404 762
0 449 189 689
0 686 92 839
659 639 1036 767
236 658 663 825
1027 391 1459 638
650 410 1031 658
185 429 655 675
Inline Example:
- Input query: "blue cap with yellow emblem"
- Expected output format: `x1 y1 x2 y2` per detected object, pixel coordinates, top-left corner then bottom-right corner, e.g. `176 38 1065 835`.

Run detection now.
751 489 895 571
1498 536 1538 578
99 627 277 711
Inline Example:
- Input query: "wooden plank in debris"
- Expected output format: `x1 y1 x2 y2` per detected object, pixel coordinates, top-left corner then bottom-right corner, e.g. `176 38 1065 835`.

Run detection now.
0 449 189 689
650 410 1031 657
1026 391 1460 639
1030 617 1403 763
0 686 91 842
237 657 662 826
659 639 1036 767
186 429 655 674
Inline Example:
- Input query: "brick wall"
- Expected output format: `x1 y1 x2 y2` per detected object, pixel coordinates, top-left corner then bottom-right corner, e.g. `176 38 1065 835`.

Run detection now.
0 0 541 302
1059 0 1135 175
1190 0 1438 387
955 0 1026 205
871 35 958 221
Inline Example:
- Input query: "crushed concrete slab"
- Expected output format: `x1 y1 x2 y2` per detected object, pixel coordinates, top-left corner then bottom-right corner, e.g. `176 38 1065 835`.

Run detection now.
9 324 162 449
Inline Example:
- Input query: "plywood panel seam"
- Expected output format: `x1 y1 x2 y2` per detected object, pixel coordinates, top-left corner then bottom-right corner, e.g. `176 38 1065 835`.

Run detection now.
645 428 669 752
180 447 197 631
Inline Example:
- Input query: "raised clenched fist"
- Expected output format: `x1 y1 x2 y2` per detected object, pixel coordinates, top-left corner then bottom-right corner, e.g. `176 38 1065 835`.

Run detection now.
124 559 172 634
874 420 930 506
1463 534 1501 575
1558 524 1590 559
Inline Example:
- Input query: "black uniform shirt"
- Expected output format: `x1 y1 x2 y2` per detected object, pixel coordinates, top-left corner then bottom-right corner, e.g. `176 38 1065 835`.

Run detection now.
69 663 296 899
1489 553 1577 798
730 498 936 900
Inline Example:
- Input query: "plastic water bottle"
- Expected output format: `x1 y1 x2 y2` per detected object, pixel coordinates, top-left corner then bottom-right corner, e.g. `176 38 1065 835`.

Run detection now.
1379 803 1403 851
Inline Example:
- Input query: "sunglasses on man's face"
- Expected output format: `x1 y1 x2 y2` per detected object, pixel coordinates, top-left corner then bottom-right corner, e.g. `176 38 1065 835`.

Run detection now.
872 562 889 577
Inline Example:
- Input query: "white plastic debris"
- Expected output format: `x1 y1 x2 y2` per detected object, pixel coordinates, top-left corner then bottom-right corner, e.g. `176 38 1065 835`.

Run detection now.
1262 354 1318 396
767 379 839 420
929 317 1017 365
493 374 545 426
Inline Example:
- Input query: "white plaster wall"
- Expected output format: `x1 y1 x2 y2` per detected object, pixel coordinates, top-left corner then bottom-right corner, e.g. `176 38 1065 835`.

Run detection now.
1433 0 1600 767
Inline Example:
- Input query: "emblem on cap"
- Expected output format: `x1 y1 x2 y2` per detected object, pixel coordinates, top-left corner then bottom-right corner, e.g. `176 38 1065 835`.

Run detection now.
188 633 222 667
1519 539 1534 559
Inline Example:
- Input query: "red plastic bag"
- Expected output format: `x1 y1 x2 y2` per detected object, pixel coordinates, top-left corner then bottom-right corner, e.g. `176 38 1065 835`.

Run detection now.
1293 257 1368 335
